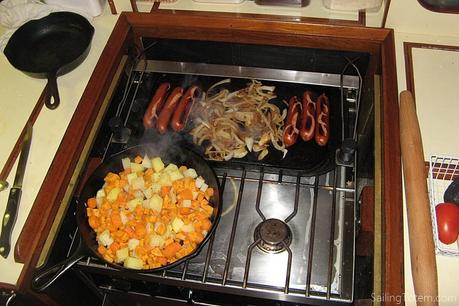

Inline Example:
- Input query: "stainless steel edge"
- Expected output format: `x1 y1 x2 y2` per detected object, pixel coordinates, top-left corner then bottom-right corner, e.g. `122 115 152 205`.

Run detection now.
134 60 360 89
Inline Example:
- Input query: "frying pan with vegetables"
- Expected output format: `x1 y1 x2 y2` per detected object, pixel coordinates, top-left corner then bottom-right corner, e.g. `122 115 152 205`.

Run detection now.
4 12 94 109
32 144 221 291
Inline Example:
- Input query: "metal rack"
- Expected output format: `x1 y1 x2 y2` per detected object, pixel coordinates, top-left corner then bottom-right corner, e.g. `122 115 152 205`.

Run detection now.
66 58 359 305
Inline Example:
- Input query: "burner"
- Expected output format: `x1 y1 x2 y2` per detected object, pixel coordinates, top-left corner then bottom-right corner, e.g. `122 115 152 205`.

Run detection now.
253 218 292 254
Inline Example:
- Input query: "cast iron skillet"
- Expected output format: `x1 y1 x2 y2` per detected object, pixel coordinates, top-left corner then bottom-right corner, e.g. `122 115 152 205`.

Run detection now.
4 12 94 109
32 144 221 291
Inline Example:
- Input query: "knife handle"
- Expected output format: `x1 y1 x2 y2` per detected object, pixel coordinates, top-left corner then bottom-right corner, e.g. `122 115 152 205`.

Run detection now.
0 187 21 258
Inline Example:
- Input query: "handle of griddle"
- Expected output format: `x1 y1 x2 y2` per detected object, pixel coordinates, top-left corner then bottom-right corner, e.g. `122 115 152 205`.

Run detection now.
45 71 60 109
32 247 86 291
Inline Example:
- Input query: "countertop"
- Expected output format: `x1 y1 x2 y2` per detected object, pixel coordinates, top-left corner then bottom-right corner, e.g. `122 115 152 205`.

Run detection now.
0 0 458 305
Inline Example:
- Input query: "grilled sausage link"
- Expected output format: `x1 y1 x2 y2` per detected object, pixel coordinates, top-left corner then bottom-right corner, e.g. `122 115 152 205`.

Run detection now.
283 96 302 147
299 90 316 142
157 87 183 134
143 82 171 129
315 94 330 146
171 85 201 132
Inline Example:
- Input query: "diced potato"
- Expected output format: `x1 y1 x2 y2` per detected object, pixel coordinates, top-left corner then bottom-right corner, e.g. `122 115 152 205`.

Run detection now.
97 229 113 246
150 183 161 194
141 154 152 168
195 176 205 189
126 172 137 185
183 168 198 179
182 200 192 208
128 238 140 250
130 162 144 173
116 247 129 263
169 170 184 182
151 194 164 212
124 256 144 269
158 172 172 187
200 183 209 192
181 224 194 233
164 163 178 173
152 157 165 172
143 187 153 199
131 176 145 190
107 187 122 202
192 191 198 200
120 211 128 225
172 217 184 233
149 235 165 248
152 172 161 183
127 198 142 211
96 189 106 199
121 157 131 170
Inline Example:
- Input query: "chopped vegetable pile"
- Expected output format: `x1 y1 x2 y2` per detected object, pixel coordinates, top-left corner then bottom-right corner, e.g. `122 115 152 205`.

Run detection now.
86 154 215 270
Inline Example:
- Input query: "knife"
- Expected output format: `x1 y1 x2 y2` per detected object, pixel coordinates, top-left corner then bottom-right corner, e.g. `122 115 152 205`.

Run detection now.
0 122 32 258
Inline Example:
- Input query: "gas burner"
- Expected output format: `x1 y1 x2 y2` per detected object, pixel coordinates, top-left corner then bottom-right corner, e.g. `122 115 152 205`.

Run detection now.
253 218 292 254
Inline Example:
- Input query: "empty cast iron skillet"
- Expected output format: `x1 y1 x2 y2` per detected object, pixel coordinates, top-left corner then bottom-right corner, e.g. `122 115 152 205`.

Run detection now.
32 144 222 291
4 12 94 109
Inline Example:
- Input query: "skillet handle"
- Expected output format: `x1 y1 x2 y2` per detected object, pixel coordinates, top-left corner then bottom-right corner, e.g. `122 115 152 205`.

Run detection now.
45 71 60 109
32 252 86 292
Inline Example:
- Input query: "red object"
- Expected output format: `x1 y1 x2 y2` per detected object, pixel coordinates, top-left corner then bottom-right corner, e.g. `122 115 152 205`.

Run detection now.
283 96 302 147
171 85 200 132
143 83 171 129
157 86 183 134
314 94 330 146
435 202 459 245
299 91 316 142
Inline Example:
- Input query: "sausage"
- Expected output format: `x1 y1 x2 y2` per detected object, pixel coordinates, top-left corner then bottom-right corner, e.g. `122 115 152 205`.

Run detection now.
170 85 201 132
299 90 316 142
315 94 330 146
157 86 183 134
143 83 171 129
283 96 302 147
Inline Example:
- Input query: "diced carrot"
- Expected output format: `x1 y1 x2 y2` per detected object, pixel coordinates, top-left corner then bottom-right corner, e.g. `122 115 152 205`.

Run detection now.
179 189 193 201
134 155 143 164
103 254 114 263
88 216 99 229
162 242 181 258
160 186 171 197
188 232 204 243
201 219 212 232
204 187 214 199
97 245 107 255
111 212 122 228
87 197 97 208
109 242 120 252
155 222 166 235
136 246 147 257
157 256 167 266
176 232 187 241
135 223 146 238
179 207 192 215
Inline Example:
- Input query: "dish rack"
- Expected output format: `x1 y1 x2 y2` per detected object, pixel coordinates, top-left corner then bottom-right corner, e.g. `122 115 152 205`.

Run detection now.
428 154 459 256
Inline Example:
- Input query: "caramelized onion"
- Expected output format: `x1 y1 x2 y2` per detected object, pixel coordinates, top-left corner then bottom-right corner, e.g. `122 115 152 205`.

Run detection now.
190 79 287 161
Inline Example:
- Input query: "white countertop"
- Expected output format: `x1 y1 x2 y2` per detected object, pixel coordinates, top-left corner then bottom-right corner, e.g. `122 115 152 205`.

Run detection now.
0 1 458 305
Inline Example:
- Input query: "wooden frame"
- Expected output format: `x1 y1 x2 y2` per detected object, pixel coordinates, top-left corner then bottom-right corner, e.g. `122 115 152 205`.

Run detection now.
404 42 459 102
9 10 402 305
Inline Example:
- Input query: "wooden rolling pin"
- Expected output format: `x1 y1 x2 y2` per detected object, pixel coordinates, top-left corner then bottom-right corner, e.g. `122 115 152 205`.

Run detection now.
399 90 438 306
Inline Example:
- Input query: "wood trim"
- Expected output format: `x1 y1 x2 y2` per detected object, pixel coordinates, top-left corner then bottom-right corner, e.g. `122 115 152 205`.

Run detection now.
358 9 366 26
404 42 459 103
15 14 132 289
13 11 402 303
380 30 404 305
108 0 117 14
